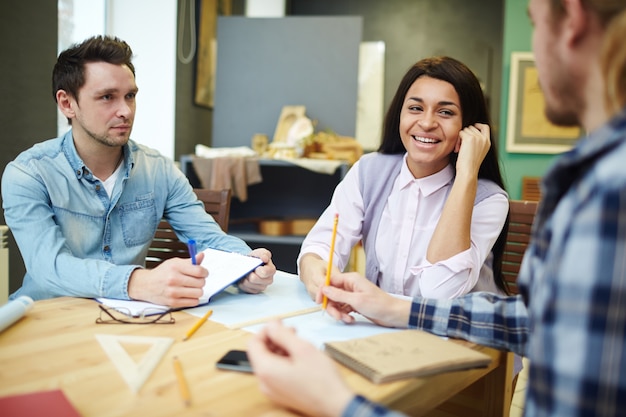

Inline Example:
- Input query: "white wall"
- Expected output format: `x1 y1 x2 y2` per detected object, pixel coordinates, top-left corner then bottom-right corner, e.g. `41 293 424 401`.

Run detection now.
245 0 286 17
57 0 106 137
107 0 177 159
58 0 177 160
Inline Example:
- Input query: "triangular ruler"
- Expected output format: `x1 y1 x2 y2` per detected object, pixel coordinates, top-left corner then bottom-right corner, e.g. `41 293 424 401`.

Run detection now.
96 334 174 393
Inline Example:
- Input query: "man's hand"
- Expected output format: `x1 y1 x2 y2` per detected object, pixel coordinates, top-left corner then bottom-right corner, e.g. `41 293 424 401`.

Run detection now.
319 271 412 328
247 320 354 417
128 252 208 308
237 248 276 293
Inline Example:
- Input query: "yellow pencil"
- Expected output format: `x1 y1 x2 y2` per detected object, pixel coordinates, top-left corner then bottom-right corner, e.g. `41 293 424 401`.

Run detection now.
183 309 213 341
173 356 191 407
322 213 339 310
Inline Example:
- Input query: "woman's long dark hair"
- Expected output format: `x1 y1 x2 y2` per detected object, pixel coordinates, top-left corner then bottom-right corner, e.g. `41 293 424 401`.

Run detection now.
379 56 511 294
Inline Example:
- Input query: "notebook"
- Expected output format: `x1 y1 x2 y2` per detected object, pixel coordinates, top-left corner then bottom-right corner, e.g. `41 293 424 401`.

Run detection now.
324 329 491 384
0 389 82 417
97 247 263 316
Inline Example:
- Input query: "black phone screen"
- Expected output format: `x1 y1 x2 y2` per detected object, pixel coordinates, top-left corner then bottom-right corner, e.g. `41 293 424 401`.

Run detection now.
216 349 252 373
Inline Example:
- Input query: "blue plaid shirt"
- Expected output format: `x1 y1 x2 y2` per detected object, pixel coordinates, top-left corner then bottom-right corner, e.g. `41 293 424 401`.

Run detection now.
342 107 626 417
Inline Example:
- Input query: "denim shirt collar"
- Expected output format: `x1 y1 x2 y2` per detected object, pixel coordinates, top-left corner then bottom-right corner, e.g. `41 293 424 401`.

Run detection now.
61 129 134 180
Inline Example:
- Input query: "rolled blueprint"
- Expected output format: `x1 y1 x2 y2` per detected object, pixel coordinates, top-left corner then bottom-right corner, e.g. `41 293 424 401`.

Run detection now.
0 296 34 333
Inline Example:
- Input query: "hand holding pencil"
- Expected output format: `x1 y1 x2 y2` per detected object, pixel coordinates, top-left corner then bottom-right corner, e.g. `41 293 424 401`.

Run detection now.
322 213 339 310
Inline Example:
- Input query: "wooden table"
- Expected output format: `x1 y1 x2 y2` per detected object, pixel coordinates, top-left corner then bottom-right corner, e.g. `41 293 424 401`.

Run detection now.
0 297 512 416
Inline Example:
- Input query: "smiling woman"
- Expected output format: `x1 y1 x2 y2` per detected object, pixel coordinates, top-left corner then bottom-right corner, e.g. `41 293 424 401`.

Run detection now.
298 56 511 306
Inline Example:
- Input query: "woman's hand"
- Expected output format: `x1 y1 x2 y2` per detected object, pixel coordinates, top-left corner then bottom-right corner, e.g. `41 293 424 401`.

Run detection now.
299 253 339 300
455 123 491 178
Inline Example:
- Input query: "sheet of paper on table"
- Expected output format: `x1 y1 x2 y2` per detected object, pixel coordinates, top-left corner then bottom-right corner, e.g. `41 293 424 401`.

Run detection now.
185 270 401 349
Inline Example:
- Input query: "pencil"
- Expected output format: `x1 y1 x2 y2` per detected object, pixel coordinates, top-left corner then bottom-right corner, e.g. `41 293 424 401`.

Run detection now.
322 213 339 310
182 309 213 341
173 356 191 407
227 306 322 329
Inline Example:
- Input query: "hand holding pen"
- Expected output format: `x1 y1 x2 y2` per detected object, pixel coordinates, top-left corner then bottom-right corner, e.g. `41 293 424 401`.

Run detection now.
126 248 207 308
187 239 198 265
182 239 212 341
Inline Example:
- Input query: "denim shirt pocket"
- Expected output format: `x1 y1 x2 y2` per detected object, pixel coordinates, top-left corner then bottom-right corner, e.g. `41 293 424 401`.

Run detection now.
119 193 157 247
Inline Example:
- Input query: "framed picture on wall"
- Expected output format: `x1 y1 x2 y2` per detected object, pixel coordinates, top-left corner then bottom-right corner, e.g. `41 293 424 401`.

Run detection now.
506 52 581 154
194 0 232 109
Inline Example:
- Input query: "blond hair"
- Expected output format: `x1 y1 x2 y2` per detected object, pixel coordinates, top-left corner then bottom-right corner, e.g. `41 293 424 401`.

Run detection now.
601 9 626 114
548 1 626 114
548 0 626 26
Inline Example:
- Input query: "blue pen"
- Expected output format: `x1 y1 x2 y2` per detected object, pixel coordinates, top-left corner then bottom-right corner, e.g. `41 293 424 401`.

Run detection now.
187 239 197 265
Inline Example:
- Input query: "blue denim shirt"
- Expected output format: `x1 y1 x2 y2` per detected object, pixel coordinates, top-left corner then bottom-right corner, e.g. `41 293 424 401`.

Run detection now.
1 130 251 301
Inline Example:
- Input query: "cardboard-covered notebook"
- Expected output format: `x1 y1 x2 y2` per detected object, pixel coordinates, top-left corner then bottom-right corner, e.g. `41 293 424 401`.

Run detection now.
324 329 491 384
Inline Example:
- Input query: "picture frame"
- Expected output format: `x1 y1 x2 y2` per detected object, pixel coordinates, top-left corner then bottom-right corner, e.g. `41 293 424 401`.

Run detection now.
505 52 581 154
194 0 232 109
272 105 307 143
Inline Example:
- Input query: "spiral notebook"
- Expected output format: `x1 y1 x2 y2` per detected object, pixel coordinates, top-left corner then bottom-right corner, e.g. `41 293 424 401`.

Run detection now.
324 330 491 384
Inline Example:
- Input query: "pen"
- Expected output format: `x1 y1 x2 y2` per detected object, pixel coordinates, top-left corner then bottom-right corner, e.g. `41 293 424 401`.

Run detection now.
173 356 191 407
183 309 213 341
187 239 197 265
322 213 339 310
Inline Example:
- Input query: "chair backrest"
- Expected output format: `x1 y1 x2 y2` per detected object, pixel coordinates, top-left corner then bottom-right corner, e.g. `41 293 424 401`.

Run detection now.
502 200 538 295
145 189 232 269
193 188 231 232
521 176 542 201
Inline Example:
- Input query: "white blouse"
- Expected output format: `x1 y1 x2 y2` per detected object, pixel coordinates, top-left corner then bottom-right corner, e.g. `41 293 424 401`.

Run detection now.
298 155 509 299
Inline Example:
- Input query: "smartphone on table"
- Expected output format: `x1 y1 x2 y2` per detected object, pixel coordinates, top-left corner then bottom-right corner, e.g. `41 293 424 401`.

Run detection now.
216 349 252 373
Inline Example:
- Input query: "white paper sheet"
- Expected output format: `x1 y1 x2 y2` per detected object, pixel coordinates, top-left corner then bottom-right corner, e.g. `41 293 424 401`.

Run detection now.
184 271 401 349
197 248 263 303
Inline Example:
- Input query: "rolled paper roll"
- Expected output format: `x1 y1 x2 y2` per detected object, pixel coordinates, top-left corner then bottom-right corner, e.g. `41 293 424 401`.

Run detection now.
0 296 34 333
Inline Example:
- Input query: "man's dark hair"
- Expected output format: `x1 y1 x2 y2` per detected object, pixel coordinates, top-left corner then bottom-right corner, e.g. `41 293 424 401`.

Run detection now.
52 35 135 103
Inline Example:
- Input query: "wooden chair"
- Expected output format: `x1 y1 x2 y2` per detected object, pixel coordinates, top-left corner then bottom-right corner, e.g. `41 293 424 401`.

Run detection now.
145 189 232 268
436 200 539 414
192 188 231 233
521 176 542 202
502 200 538 295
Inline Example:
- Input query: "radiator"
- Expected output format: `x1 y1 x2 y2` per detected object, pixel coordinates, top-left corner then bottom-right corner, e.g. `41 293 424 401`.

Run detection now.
0 225 8 304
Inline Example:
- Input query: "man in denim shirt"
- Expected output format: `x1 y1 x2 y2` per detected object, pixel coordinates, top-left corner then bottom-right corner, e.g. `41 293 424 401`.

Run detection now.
1 35 275 308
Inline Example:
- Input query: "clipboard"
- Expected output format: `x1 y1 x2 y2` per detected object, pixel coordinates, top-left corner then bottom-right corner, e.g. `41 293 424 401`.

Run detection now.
97 248 263 316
